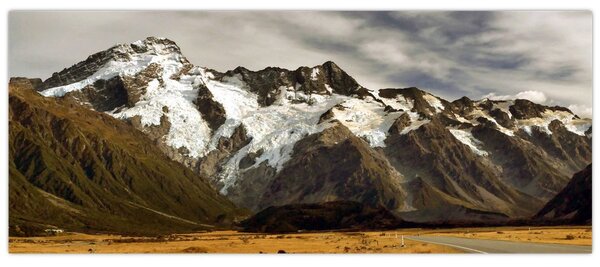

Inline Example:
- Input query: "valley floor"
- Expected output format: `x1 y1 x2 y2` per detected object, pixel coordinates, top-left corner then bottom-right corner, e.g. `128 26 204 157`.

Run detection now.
423 226 592 246
8 226 591 254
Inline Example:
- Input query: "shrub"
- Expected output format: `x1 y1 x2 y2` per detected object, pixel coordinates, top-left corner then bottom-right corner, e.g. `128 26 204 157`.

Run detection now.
239 236 250 244
181 246 208 253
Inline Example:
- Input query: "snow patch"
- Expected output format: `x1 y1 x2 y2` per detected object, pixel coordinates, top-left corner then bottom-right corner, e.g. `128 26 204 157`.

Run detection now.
492 100 514 119
468 108 515 136
516 110 591 136
449 128 489 156
400 117 430 135
423 94 445 112
310 68 320 81
109 62 212 158
521 125 534 136
324 84 333 94
454 114 472 124
566 120 592 136
331 97 403 147
379 94 414 111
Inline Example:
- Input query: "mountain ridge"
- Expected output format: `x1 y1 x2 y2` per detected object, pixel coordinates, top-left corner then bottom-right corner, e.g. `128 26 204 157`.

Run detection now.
16 36 592 225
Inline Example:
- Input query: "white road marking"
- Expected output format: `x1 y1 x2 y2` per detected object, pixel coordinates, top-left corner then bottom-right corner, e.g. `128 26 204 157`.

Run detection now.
405 237 488 254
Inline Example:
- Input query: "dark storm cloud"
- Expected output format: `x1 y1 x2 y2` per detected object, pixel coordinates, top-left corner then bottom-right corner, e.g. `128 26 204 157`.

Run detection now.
532 66 581 81
458 52 530 70
8 11 592 117
358 11 497 42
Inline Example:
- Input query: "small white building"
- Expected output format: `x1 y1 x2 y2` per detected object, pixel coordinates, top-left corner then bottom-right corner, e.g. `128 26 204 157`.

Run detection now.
44 228 64 235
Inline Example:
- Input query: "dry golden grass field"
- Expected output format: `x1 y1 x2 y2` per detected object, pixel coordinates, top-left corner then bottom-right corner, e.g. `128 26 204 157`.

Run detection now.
424 226 592 246
8 226 590 254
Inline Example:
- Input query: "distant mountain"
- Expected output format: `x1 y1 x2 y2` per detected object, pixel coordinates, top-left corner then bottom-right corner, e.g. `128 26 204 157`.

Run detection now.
17 36 592 225
534 164 592 225
9 78 244 236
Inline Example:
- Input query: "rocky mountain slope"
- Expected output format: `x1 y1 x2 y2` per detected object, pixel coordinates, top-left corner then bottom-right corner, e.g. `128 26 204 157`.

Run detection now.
9 78 243 236
534 164 592 225
24 37 592 224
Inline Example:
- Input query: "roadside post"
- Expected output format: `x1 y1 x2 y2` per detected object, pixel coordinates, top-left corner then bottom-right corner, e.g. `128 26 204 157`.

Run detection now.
396 234 405 248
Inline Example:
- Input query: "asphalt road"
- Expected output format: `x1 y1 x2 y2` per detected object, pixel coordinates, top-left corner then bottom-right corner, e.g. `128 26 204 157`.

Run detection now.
407 235 592 253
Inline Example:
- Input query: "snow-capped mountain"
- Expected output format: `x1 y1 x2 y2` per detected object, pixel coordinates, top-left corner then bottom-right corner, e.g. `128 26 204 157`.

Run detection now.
35 37 592 223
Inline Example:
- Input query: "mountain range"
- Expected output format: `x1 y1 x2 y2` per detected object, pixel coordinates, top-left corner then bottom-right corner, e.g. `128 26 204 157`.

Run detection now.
9 37 592 234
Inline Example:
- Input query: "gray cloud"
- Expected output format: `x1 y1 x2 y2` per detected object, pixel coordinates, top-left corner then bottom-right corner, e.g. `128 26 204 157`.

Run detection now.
9 11 592 118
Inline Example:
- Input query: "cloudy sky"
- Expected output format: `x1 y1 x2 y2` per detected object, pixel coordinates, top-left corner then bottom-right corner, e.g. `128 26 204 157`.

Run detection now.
9 11 592 117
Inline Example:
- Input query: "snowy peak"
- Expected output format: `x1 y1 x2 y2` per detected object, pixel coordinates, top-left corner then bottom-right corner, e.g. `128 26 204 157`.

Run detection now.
208 60 365 107
40 37 188 93
509 99 575 119
378 87 449 116
128 37 185 57
453 97 590 137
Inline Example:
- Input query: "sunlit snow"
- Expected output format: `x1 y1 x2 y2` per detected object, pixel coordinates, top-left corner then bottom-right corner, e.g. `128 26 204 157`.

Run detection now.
516 110 591 136
423 93 445 113
330 96 403 147
449 128 489 156
378 94 414 111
